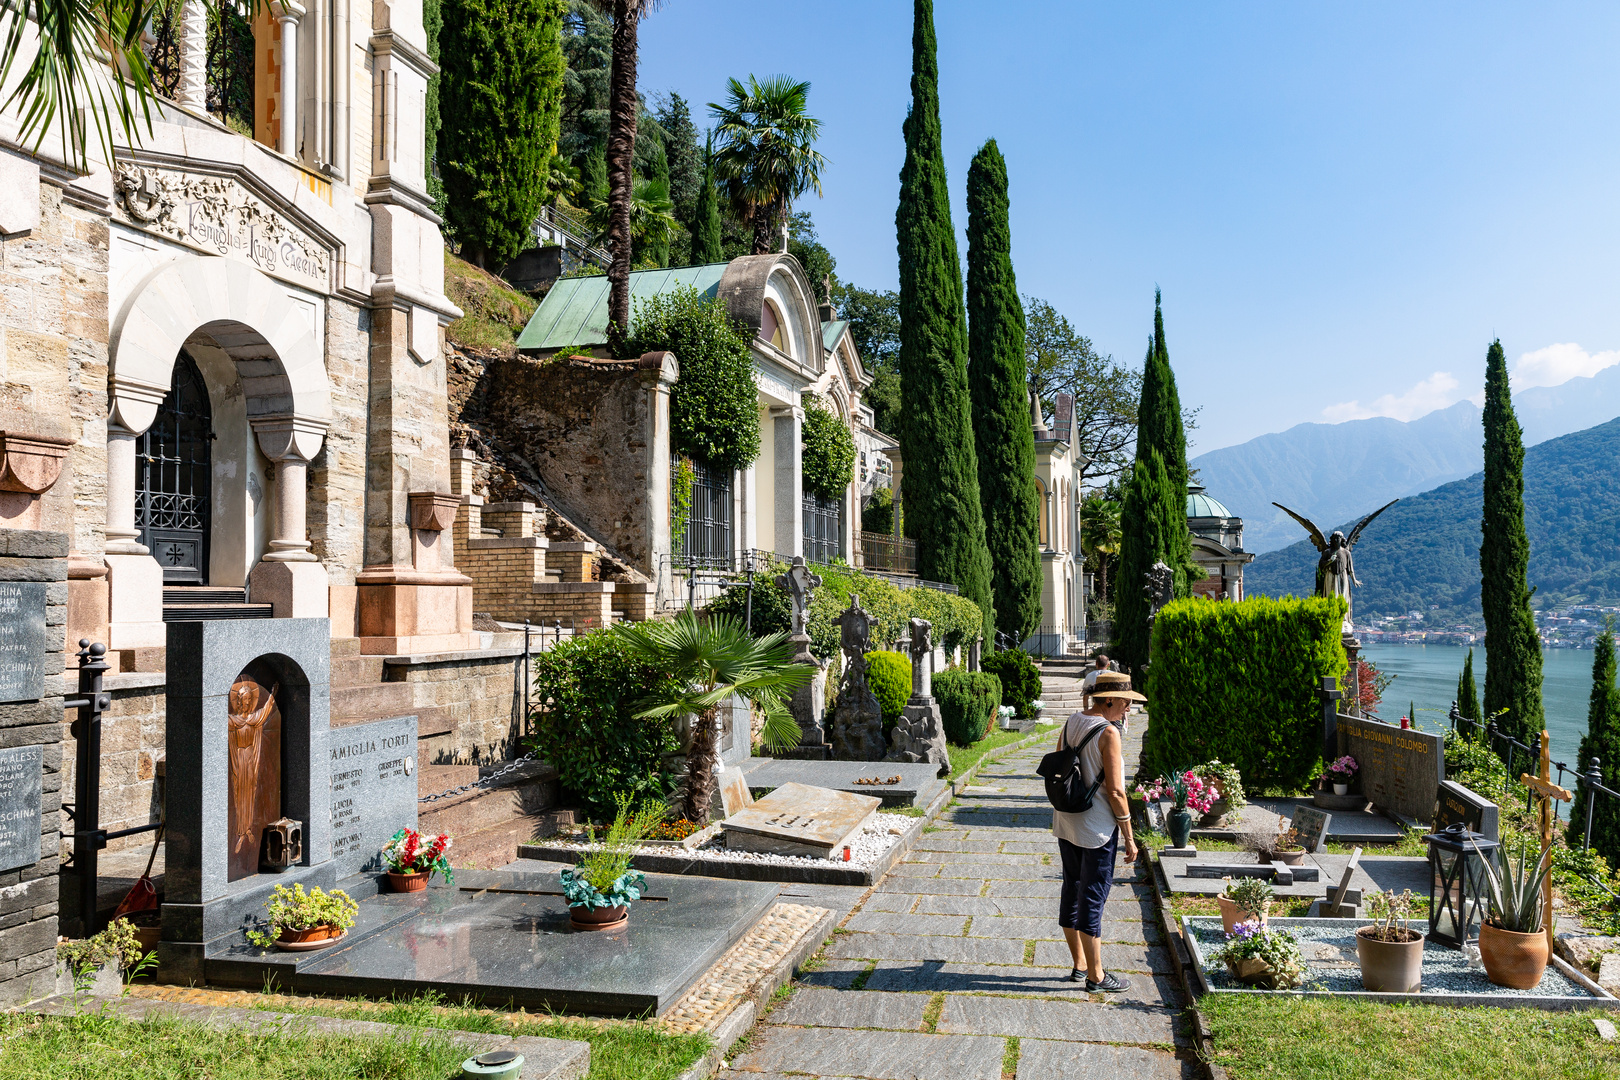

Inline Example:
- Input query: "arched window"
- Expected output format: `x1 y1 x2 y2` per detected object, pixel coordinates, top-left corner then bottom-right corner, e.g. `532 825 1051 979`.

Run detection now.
761 301 787 354
1035 478 1049 548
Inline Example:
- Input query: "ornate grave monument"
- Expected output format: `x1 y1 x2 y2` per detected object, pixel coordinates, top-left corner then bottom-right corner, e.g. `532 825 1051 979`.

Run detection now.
885 618 948 774
1335 713 1444 825
776 557 830 759
830 596 885 761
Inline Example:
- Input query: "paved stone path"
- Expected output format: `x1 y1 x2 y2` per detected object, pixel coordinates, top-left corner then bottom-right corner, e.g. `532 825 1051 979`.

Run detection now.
722 725 1196 1079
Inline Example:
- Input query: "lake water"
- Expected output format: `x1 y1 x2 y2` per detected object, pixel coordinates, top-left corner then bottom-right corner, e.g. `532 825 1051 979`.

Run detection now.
1359 642 1593 767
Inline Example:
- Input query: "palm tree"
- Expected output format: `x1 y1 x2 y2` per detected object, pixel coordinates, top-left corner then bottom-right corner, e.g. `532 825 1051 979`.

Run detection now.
708 75 826 255
593 0 661 357
1080 495 1122 602
618 609 809 822
586 173 676 268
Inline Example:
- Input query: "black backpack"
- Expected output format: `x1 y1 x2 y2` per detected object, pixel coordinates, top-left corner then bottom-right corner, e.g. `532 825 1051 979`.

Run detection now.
1036 719 1108 813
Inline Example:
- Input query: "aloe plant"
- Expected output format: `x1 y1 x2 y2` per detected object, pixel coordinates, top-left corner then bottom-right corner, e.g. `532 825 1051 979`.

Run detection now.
1472 840 1552 934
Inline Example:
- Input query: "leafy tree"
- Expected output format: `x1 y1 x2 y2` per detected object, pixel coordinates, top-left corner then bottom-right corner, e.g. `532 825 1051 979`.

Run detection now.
1025 297 1142 486
1081 493 1122 602
629 286 760 470
965 139 1041 644
560 0 611 162
788 212 836 303
1571 621 1620 862
802 396 856 499
862 486 901 535
710 74 827 255
581 142 608 204
895 0 994 642
832 282 901 434
636 137 672 266
689 136 724 263
1480 338 1544 748
440 0 566 268
652 91 702 226
1456 647 1480 721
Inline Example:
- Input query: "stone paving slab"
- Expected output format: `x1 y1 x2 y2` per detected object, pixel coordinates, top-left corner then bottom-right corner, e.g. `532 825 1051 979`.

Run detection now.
726 1027 1005 1080
859 892 919 914
999 841 1057 854
875 877 984 895
828 933 1025 965
984 879 1150 899
915 850 1049 865
916 895 1056 919
767 987 930 1032
910 839 1004 853
794 959 869 990
1033 940 1172 973
932 861 1060 880
1016 1038 1194 1080
844 911 967 936
859 963 1183 1006
965 916 1160 945
936 994 1179 1045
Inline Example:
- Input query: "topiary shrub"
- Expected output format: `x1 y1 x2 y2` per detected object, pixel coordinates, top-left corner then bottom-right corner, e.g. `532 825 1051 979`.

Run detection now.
935 669 1002 746
982 649 1041 717
1141 595 1347 792
526 627 680 819
866 650 912 729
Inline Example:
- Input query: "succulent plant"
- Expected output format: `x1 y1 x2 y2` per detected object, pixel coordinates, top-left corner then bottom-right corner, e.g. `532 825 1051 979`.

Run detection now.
1474 840 1552 935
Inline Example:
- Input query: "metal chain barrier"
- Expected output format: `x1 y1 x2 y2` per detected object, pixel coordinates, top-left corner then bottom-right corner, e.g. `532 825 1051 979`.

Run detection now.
417 749 540 804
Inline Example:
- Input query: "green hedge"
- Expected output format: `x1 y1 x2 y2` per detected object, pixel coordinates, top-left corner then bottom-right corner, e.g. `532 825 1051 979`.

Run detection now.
1142 595 1348 791
525 628 680 818
866 650 912 728
935 669 1002 746
982 649 1042 717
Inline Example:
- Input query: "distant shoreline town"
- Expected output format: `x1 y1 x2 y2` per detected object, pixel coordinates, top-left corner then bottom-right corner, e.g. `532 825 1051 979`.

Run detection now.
1356 604 1620 649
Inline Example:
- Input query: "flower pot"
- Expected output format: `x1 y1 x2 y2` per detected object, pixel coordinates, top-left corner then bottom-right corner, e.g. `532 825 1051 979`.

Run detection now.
1333 783 1349 796
387 871 430 893
1217 894 1267 935
1199 798 1231 828
275 924 346 952
1166 809 1194 849
1478 921 1548 989
568 904 629 932
1272 848 1306 866
1355 926 1425 993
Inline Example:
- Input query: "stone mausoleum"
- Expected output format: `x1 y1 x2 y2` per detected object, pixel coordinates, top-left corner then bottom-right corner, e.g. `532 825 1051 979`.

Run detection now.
1187 485 1254 600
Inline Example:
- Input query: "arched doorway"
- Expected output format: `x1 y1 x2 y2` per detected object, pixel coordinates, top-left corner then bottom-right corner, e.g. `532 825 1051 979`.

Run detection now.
136 352 213 585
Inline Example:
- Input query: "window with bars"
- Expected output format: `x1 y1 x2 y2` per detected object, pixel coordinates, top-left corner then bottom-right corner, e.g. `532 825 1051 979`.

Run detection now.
803 491 842 565
136 352 213 584
676 458 734 566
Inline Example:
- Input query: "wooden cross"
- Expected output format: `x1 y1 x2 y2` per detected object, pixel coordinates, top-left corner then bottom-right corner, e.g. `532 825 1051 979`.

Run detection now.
1520 730 1571 956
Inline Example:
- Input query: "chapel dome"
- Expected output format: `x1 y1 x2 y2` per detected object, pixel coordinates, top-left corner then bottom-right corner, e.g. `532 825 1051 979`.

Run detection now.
1186 485 1234 519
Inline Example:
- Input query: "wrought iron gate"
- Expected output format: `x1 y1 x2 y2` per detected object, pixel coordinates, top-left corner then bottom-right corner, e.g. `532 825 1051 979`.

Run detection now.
678 459 733 565
803 491 841 565
136 352 212 584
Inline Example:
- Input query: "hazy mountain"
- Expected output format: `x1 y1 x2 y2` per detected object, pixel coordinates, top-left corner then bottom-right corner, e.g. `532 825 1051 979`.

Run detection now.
1194 364 1620 554
1245 417 1620 623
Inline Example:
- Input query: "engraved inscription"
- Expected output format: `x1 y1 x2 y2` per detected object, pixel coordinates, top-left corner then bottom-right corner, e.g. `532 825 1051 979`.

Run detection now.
0 745 42 873
328 718 418 877
0 583 46 704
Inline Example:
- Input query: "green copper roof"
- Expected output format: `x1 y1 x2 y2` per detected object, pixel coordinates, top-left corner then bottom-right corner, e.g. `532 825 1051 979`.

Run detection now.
1186 486 1234 519
821 319 849 352
516 263 728 351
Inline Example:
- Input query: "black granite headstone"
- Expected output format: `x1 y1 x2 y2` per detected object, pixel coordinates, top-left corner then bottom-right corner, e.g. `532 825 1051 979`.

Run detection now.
329 715 419 877
0 582 46 703
1433 780 1499 843
0 745 42 872
1337 714 1444 823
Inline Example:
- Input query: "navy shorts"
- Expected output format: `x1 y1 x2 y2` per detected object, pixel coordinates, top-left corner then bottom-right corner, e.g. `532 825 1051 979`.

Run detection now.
1057 832 1118 937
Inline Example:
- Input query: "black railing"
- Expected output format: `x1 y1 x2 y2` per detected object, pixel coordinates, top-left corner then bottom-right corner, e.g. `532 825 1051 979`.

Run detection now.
673 458 734 564
859 532 916 574
803 492 842 565
995 623 1090 656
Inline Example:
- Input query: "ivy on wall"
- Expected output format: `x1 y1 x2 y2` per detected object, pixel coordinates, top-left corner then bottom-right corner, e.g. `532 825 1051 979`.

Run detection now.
669 456 694 550
802 396 855 500
631 286 761 471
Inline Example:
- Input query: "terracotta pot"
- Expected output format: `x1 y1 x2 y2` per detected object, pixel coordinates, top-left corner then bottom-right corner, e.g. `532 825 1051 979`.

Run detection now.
274 924 346 951
1333 783 1349 796
1479 920 1548 989
387 871 430 893
1272 848 1306 866
1166 809 1194 849
569 904 629 932
1216 894 1267 935
1355 926 1425 993
1199 798 1230 828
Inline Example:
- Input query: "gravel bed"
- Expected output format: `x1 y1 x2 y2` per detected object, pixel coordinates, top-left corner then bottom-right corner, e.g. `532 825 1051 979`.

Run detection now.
1185 917 1595 999
529 812 914 870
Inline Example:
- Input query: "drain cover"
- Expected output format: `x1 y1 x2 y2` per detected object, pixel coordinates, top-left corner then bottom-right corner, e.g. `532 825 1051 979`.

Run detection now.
475 1051 519 1066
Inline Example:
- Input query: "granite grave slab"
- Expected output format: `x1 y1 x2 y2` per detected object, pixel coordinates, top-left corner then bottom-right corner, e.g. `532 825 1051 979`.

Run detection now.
0 745 42 872
1289 805 1332 852
1337 714 1444 824
740 757 947 808
328 715 419 877
1434 779 1500 843
721 781 879 858
0 582 46 703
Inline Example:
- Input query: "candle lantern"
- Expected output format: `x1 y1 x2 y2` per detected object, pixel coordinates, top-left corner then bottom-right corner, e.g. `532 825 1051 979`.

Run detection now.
260 817 304 872
1422 822 1498 949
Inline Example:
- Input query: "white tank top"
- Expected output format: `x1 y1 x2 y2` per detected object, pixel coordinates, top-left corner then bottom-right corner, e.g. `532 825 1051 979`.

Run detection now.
1051 711 1117 849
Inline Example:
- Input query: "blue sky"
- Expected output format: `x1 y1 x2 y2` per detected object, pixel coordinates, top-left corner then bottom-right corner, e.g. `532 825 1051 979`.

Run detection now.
639 2 1620 453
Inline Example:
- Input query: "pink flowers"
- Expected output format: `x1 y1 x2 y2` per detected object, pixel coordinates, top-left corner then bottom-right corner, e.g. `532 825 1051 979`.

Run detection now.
1135 769 1217 814
1328 755 1359 779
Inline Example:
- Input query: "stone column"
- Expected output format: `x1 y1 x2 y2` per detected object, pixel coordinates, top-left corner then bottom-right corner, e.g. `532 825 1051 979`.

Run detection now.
270 0 305 157
104 382 166 655
177 0 208 110
771 405 803 559
249 417 330 619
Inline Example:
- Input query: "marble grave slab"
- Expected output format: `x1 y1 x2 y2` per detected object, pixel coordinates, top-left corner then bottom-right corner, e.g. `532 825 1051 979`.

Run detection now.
721 781 879 858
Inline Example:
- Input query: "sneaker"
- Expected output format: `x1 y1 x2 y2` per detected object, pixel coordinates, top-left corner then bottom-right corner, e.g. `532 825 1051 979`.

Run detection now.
1085 972 1131 993
1065 968 1086 982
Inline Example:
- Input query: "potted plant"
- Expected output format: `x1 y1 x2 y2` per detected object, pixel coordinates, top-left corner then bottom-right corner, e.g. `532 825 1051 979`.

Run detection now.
1354 889 1424 993
381 827 454 892
560 794 664 931
1209 923 1307 990
1135 770 1216 849
245 883 358 951
1194 760 1247 826
1029 699 1045 720
997 704 1016 730
1269 823 1307 865
1327 755 1359 796
1474 840 1552 989
1217 876 1272 934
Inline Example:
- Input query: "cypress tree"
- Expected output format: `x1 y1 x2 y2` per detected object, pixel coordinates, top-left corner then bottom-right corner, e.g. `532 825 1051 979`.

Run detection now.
690 139 724 263
1480 338 1544 749
1457 647 1480 721
1572 621 1620 861
895 0 994 641
964 139 1041 644
424 0 445 221
439 0 566 269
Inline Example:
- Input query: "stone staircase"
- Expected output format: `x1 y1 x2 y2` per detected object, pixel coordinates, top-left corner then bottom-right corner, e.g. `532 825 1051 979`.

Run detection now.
1038 656 1092 719
161 586 273 621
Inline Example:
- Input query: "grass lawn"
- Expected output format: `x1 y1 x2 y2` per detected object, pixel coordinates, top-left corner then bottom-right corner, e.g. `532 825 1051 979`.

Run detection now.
1200 995 1620 1080
947 726 1047 781
0 1010 467 1080
255 991 710 1080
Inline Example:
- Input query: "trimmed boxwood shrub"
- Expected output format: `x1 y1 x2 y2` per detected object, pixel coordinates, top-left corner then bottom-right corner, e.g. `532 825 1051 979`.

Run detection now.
525 628 680 819
866 650 912 729
1141 595 1348 791
982 648 1041 717
935 669 1002 746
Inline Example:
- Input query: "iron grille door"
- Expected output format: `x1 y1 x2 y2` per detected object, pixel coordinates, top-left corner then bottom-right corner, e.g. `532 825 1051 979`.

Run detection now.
803 492 841 565
136 352 212 584
678 459 733 566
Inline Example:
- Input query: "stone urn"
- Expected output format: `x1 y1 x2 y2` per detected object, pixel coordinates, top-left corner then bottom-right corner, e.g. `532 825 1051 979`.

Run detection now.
1479 921 1548 989
1354 926 1425 993
1199 797 1231 828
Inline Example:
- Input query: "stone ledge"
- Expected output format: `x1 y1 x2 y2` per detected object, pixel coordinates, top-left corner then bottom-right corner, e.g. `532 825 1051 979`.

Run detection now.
381 646 528 666
532 582 614 595
547 542 597 553
467 536 549 551
61 672 167 693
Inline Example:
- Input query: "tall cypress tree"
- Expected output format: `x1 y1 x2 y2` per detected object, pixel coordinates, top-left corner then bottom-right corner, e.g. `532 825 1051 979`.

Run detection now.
690 138 724 263
1480 339 1544 748
1456 647 1481 721
1572 622 1620 861
964 140 1041 644
895 0 993 641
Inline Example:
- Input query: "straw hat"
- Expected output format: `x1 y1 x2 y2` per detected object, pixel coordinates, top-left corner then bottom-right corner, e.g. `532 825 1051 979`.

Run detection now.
1090 671 1146 703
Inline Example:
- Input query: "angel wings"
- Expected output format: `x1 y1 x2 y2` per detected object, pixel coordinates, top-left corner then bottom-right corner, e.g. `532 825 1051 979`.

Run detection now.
1271 499 1399 554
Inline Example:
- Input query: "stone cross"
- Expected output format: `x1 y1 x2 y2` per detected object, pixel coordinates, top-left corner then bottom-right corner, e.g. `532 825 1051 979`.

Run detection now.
907 617 933 700
775 556 823 639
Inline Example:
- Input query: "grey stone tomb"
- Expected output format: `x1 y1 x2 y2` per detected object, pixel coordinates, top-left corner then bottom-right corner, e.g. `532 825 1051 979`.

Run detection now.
830 595 886 761
329 714 420 877
1434 780 1499 843
1337 714 1444 824
776 557 829 758
0 582 46 703
885 618 948 775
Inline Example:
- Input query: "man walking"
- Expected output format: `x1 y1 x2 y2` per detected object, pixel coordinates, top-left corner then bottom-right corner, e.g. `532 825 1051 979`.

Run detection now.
1081 653 1110 711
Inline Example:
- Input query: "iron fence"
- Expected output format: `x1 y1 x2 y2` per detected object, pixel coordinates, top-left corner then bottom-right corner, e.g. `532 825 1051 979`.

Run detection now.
995 623 1090 657
859 532 916 575
655 547 961 618
803 493 842 565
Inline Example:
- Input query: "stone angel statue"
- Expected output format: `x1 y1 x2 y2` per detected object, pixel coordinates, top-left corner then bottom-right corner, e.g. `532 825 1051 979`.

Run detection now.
1271 499 1398 628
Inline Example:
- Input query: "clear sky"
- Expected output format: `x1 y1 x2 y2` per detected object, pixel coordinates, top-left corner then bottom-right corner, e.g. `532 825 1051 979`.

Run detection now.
638 2 1620 453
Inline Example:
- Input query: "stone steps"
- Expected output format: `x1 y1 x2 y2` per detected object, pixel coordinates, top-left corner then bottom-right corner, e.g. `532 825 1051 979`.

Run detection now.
418 759 566 868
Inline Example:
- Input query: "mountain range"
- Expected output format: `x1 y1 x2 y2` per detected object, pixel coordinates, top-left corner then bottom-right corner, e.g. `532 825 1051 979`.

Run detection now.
1244 416 1620 623
1193 363 1620 554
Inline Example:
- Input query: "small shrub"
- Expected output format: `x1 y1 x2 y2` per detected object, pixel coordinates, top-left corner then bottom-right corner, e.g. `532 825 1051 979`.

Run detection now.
56 917 144 978
935 670 1002 746
982 649 1041 716
245 884 359 949
866 650 912 728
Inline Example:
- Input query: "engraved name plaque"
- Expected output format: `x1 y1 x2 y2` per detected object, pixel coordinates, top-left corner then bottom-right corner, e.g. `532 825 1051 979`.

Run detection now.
329 715 419 878
0 745 42 873
0 583 46 704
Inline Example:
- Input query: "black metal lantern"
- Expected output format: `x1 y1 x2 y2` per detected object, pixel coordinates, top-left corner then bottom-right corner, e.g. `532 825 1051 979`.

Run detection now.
1422 822 1498 949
